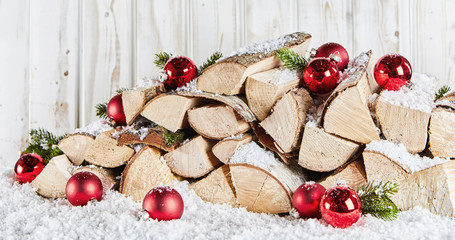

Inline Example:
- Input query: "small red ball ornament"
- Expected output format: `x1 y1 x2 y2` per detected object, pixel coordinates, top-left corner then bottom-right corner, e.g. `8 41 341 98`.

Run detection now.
14 153 45 184
66 172 103 206
107 93 126 126
163 56 198 90
314 42 350 71
374 54 412 91
142 186 184 221
302 57 340 94
292 182 326 218
320 185 362 228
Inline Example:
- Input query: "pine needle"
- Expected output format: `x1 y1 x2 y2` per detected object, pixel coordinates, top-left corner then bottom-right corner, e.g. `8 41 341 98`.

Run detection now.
435 85 451 100
23 128 66 164
154 52 172 69
199 51 223 72
276 48 307 71
357 181 399 221
116 88 128 94
95 102 109 120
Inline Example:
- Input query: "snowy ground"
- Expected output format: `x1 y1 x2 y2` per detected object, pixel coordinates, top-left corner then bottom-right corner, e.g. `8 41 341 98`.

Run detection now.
1 165 454 240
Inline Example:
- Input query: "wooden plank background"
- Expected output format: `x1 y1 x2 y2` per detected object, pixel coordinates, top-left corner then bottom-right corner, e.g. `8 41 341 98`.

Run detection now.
0 0 454 166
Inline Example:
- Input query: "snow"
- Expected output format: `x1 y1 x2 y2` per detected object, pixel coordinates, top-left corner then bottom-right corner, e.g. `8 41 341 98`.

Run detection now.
338 52 370 87
270 69 299 86
73 120 113 137
137 76 162 89
228 32 302 57
175 78 202 93
365 140 450 173
1 165 455 240
223 133 245 141
229 142 278 169
379 73 436 114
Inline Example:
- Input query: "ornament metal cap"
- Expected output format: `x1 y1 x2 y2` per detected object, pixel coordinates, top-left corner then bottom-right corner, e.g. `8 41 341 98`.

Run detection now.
329 53 341 63
309 48 317 58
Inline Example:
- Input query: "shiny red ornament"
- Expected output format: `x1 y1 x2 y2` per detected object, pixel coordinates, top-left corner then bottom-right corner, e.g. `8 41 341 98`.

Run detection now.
314 42 350 71
142 186 184 221
374 54 412 91
163 56 198 90
292 182 326 218
107 93 126 126
65 172 103 206
14 153 45 184
302 57 340 94
320 185 362 228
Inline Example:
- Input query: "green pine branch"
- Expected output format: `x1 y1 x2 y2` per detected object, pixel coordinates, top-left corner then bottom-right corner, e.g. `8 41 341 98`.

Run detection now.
116 88 128 94
357 181 399 221
276 48 307 71
157 126 185 146
22 128 66 164
199 51 223 72
154 52 172 69
95 102 109 120
435 85 451 100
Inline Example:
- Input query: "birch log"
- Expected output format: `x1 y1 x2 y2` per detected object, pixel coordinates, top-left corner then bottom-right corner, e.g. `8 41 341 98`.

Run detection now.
117 126 183 152
197 32 311 95
58 133 95 166
122 85 166 125
429 107 455 158
31 155 73 199
73 166 120 191
212 134 254 164
318 160 367 189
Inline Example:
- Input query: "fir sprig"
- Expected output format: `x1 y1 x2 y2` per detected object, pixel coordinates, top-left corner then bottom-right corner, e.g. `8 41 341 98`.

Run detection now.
435 85 451 100
23 129 66 164
116 88 128 94
154 52 172 69
357 181 399 221
199 51 223 72
95 102 109 120
157 126 185 146
276 48 308 71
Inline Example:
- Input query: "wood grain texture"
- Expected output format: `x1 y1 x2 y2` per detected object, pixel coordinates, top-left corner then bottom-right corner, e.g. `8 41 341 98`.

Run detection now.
0 0 30 167
29 0 79 135
81 0 134 126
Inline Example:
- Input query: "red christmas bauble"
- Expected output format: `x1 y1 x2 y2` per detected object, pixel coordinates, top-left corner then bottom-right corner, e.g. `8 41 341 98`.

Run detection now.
302 58 340 94
107 93 126 126
314 42 350 71
292 182 326 218
14 153 45 184
142 186 184 221
163 56 198 90
320 185 362 228
374 54 412 91
66 172 103 206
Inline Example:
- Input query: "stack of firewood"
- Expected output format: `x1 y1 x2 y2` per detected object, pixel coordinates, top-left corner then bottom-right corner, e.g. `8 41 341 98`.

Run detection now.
31 32 455 217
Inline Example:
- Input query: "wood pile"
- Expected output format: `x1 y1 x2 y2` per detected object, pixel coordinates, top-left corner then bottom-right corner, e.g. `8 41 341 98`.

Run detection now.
32 32 455 217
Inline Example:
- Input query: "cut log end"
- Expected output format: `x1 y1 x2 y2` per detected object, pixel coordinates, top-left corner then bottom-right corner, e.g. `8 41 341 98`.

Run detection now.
212 133 254 164
58 133 95 166
318 160 367 190
122 85 166 125
429 108 455 158
31 155 73 199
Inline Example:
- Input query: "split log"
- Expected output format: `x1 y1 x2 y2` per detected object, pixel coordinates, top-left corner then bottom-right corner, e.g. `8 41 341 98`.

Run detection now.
122 85 166 125
250 121 294 164
322 51 380 144
260 88 313 153
429 107 455 158
84 130 135 168
245 68 300 121
73 166 120 191
117 126 183 152
188 103 250 140
141 94 204 132
197 32 311 95
177 91 256 122
120 146 175 202
212 134 254 164
318 160 367 189
298 123 360 172
58 133 94 166
164 135 221 178
190 165 237 206
31 155 73 198
375 94 431 154
363 148 455 217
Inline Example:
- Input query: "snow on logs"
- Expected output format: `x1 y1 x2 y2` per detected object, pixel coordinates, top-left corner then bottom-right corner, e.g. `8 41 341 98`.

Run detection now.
120 146 175 202
197 32 311 95
31 155 73 198
212 133 254 164
321 51 380 144
375 73 435 153
363 140 455 217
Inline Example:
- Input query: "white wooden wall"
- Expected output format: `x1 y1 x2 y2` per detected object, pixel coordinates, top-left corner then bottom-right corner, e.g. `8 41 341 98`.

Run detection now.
1 0 454 166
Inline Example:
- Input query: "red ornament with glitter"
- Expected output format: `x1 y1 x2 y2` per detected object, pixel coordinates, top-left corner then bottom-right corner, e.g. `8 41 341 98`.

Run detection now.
374 54 412 91
142 186 184 221
292 182 326 218
320 185 362 228
107 93 127 126
163 56 198 90
302 57 340 94
314 42 350 71
65 172 103 206
14 153 45 184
